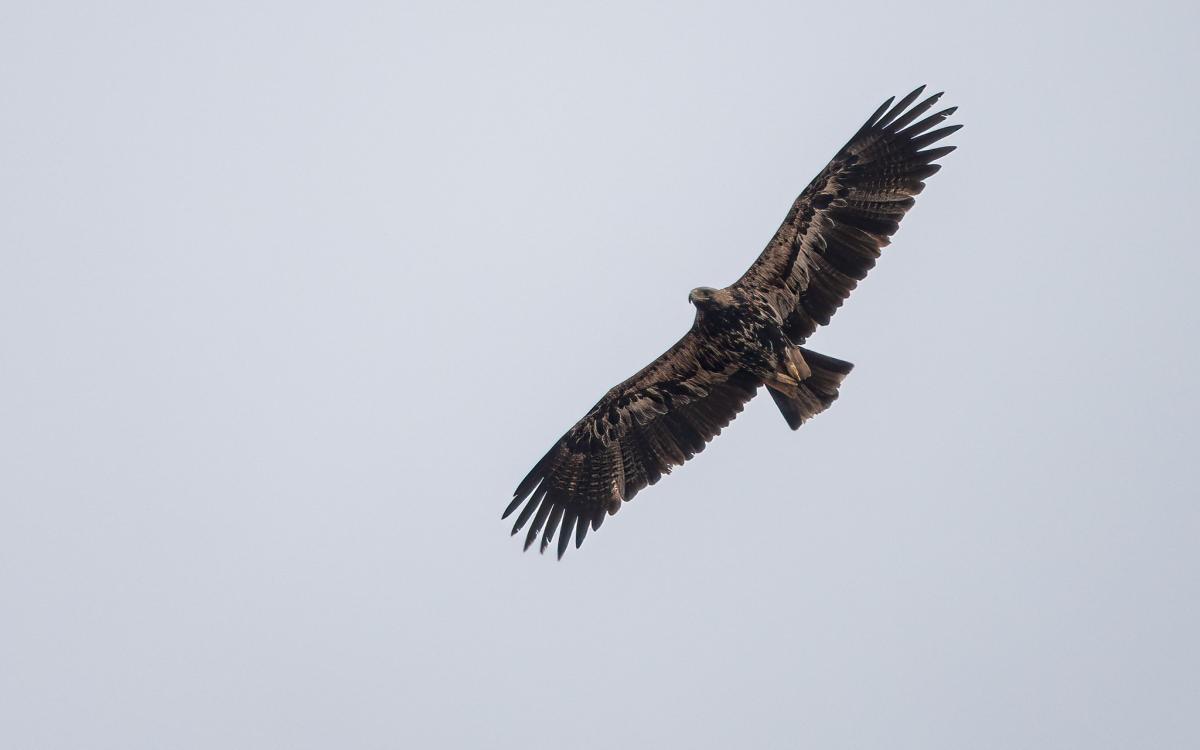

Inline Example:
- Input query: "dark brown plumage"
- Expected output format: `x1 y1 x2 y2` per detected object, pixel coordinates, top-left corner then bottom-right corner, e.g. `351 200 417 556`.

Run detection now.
504 87 960 558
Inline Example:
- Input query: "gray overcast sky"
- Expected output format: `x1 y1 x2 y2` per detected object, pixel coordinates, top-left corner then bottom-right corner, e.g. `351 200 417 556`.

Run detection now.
2 1 1197 748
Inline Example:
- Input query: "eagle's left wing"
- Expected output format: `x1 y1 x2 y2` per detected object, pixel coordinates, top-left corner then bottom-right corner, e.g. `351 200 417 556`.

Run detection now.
503 328 761 558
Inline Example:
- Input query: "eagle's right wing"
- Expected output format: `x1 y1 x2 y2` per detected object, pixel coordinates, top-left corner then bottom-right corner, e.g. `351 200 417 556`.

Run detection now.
503 328 761 558
734 87 960 343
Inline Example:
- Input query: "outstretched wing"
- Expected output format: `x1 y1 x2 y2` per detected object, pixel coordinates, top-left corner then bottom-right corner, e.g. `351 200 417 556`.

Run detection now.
735 86 960 342
503 328 761 558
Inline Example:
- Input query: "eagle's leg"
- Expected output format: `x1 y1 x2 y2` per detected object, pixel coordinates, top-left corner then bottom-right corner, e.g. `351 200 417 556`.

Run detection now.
764 347 854 430
783 345 812 383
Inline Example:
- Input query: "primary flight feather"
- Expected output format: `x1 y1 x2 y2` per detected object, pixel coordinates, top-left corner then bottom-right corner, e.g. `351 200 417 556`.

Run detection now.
504 86 960 558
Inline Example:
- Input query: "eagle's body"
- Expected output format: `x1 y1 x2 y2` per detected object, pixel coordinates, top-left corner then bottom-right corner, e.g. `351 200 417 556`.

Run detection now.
688 286 787 382
504 87 960 557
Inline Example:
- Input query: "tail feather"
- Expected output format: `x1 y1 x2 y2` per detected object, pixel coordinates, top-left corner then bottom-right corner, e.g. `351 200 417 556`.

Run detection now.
768 347 854 430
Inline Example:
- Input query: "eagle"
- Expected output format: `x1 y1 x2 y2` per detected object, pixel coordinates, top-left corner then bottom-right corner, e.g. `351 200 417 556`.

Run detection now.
503 86 960 558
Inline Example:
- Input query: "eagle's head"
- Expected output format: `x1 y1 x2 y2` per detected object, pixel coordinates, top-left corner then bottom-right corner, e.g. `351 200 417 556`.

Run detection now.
688 286 723 310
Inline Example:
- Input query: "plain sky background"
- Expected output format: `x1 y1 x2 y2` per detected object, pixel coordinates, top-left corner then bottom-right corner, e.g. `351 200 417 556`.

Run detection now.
2 1 1198 748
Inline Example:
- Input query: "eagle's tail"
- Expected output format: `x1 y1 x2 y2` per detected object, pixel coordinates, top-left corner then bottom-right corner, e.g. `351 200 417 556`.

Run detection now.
766 347 854 430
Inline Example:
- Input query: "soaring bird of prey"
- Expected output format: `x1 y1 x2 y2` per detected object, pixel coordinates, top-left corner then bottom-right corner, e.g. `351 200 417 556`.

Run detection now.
503 87 960 558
